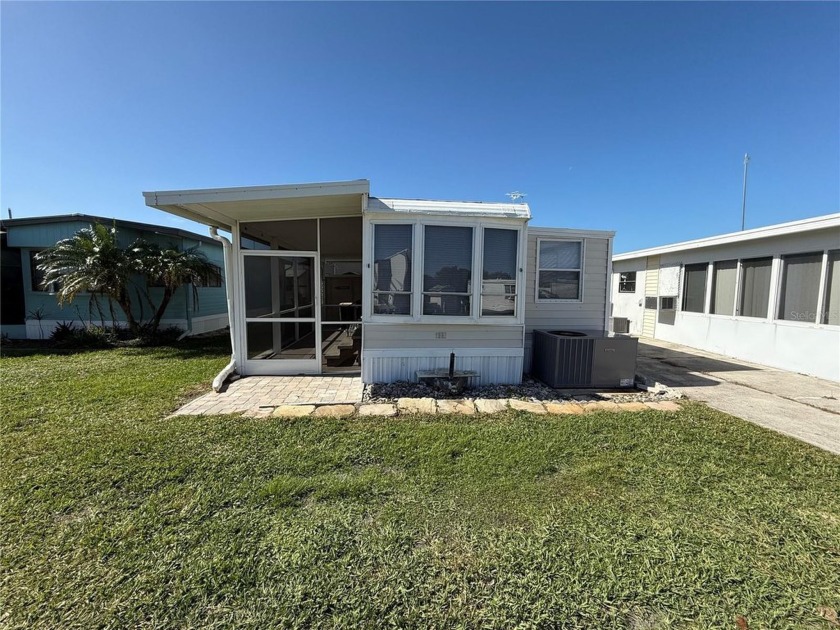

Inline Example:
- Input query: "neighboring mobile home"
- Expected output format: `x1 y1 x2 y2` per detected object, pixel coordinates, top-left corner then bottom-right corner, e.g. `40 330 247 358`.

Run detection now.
144 180 614 386
610 213 840 382
0 214 228 340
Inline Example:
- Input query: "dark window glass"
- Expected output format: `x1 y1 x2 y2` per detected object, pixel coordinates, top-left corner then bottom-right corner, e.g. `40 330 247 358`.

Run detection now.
777 252 822 323
710 260 737 316
738 257 772 318
618 271 636 293
681 263 707 313
481 228 517 316
423 226 473 316
373 224 412 315
824 250 840 326
538 240 582 300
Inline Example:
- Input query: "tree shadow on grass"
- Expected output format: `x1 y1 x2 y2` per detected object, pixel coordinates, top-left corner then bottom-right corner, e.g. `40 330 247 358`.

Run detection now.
1 336 231 360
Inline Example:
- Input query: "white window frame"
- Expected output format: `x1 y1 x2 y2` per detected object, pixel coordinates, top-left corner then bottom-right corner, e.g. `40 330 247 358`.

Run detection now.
478 226 522 320
27 250 60 294
535 238 585 303
370 222 415 320
774 250 827 325
366 217 526 324
420 223 476 319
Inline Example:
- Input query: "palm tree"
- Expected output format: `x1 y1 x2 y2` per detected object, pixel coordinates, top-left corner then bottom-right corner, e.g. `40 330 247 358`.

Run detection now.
36 223 222 337
136 243 222 334
35 223 145 334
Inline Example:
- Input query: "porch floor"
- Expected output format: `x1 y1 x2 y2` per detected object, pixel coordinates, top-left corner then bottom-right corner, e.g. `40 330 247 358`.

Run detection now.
173 375 364 417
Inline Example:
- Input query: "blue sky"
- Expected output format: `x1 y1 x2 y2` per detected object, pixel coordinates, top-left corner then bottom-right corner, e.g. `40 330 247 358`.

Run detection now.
2 1 838 253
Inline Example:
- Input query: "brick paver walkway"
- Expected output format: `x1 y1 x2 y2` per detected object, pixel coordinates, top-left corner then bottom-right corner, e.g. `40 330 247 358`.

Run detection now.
173 374 684 419
173 375 364 417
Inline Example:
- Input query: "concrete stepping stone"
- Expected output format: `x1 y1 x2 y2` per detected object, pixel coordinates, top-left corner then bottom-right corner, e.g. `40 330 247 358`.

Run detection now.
544 402 585 414
437 399 476 415
397 397 437 414
272 405 315 418
509 399 547 414
584 401 622 412
357 403 398 417
312 404 356 417
617 402 650 412
644 401 681 412
474 398 508 414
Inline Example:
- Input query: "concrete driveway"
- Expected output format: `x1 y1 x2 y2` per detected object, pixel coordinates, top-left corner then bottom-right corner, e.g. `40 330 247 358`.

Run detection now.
636 339 840 455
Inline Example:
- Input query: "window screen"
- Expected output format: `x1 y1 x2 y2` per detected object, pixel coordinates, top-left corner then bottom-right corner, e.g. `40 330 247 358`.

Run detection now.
681 263 707 313
373 224 412 315
738 257 772 318
481 228 517 316
710 260 737 316
824 250 840 326
423 225 473 316
538 240 582 300
777 252 822 323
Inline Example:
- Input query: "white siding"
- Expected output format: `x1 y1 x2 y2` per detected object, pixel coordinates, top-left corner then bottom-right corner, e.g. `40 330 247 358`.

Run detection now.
363 349 523 385
611 260 646 336
523 229 613 372
361 323 524 384
363 323 523 349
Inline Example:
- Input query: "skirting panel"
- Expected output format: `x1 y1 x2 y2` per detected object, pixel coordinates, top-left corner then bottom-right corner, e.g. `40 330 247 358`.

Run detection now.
362 349 524 385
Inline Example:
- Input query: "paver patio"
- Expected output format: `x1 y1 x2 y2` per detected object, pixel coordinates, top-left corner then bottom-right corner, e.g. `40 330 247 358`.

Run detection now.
173 375 364 416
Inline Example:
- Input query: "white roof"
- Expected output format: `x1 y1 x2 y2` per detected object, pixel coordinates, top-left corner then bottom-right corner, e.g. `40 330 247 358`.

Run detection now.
614 213 840 261
367 197 531 220
144 180 370 229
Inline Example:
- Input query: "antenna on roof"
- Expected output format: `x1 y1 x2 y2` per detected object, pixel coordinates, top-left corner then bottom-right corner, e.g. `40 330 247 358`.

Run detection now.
7 208 11 220
741 153 750 231
506 191 527 202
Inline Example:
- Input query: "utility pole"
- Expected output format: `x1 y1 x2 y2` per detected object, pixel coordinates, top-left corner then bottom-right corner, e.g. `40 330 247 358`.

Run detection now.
741 153 750 231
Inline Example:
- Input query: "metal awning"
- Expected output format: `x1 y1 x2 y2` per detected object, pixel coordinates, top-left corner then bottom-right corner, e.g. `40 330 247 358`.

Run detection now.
143 179 370 230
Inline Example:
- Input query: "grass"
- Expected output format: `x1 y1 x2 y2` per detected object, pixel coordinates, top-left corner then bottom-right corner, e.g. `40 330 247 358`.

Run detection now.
1 339 839 629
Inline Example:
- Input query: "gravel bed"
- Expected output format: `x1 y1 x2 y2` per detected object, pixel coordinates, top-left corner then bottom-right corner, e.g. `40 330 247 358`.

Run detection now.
363 377 681 404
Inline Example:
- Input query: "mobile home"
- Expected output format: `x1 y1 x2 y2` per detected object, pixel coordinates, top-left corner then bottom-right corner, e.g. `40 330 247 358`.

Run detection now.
144 180 614 386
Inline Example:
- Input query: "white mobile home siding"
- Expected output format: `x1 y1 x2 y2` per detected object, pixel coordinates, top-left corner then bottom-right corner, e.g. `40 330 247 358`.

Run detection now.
523 228 614 373
362 323 524 385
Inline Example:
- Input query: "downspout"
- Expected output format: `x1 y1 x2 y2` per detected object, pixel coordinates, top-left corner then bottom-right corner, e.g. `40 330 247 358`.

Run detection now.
209 226 237 392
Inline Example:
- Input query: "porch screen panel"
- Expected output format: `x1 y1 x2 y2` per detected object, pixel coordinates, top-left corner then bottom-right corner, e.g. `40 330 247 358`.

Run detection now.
481 228 517 316
777 252 822 323
739 257 772 318
244 256 273 317
423 226 473 316
373 224 412 315
246 322 316 360
823 250 840 325
710 260 737 316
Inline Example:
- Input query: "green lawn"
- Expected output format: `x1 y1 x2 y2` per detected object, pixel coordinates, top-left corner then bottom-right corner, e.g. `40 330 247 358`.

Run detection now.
2 340 838 629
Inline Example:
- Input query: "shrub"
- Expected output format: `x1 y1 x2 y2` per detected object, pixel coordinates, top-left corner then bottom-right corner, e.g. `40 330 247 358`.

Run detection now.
49 321 78 343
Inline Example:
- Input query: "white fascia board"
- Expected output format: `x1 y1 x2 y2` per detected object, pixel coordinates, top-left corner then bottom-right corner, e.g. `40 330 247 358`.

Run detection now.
368 197 531 220
528 226 616 239
143 179 370 206
143 198 238 230
613 213 840 262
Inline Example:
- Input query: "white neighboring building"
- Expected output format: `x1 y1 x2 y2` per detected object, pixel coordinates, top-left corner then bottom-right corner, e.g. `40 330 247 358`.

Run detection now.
610 213 840 382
